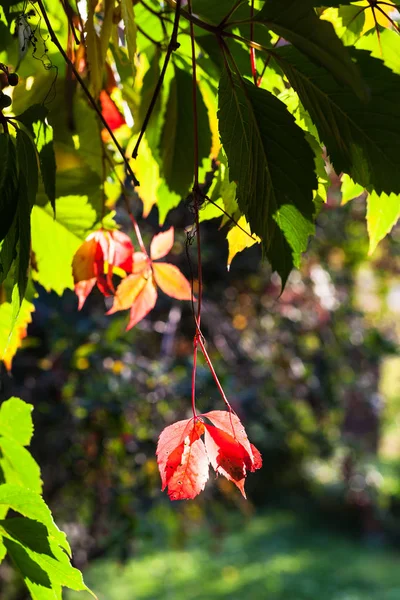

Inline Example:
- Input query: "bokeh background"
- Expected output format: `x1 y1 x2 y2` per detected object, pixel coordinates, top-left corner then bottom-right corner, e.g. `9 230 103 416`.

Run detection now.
1 186 400 600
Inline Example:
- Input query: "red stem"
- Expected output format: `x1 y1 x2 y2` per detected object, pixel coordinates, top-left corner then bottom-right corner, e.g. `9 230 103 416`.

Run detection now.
191 336 198 417
198 337 233 412
250 0 257 85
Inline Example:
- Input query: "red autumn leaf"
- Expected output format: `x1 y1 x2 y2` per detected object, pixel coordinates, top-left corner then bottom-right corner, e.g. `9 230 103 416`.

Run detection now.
157 410 262 501
72 229 134 309
167 438 209 501
203 428 247 497
109 228 192 329
152 262 192 301
202 410 254 462
126 275 158 331
157 418 207 499
202 410 262 498
150 227 174 261
74 278 96 311
99 89 126 131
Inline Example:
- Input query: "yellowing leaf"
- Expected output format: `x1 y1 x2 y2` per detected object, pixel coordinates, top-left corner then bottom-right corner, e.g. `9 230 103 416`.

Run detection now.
226 217 260 269
0 298 35 370
152 263 192 300
367 190 400 255
130 137 160 218
354 1 397 33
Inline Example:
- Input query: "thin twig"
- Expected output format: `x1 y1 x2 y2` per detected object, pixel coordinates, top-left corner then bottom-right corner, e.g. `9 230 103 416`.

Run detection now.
204 196 258 242
250 0 257 85
132 0 182 159
218 0 244 28
36 0 140 187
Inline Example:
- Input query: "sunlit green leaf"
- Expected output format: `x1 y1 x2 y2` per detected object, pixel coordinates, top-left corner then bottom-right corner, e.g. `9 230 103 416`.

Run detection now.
367 191 400 255
218 69 317 285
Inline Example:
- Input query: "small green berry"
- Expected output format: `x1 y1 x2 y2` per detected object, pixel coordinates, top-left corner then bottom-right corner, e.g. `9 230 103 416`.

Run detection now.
0 93 12 109
7 72 19 87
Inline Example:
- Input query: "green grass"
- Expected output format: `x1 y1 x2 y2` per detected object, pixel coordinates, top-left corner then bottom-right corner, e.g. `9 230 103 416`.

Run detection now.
69 511 400 600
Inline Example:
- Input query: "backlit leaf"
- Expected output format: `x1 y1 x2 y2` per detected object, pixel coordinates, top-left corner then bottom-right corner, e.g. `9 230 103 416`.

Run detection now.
126 275 157 330
0 398 34 447
257 0 366 98
160 65 211 197
367 191 400 255
0 134 18 244
226 217 260 269
152 263 192 301
218 69 317 285
275 46 400 194
150 227 174 261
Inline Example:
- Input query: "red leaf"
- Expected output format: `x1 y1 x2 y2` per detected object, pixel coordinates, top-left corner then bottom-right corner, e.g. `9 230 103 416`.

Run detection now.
150 227 174 261
74 278 96 310
126 275 158 330
202 411 262 498
203 428 247 498
202 410 254 463
157 418 203 490
72 229 134 307
247 443 263 472
107 230 134 273
167 438 209 500
99 90 126 131
152 262 192 300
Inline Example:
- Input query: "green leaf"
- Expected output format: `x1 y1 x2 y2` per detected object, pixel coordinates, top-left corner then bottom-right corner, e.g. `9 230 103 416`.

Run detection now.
137 47 162 157
0 436 42 493
356 28 400 75
0 397 34 446
16 104 48 135
218 70 317 285
256 0 366 99
274 46 400 194
121 0 137 67
192 0 246 25
31 196 97 295
341 174 364 205
159 65 212 197
0 213 18 285
12 129 38 313
367 191 400 255
34 120 56 211
16 128 38 209
0 134 19 244
1 517 90 598
0 484 71 555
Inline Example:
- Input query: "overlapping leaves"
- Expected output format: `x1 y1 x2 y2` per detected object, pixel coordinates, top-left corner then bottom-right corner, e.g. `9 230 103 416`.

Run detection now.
157 410 262 500
218 69 317 285
0 397 93 599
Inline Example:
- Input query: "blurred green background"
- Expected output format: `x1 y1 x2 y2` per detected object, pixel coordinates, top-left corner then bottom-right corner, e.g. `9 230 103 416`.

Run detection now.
1 189 400 599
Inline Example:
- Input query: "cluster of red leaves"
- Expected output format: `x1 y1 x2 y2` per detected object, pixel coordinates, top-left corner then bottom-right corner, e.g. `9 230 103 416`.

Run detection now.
157 410 262 500
72 227 192 329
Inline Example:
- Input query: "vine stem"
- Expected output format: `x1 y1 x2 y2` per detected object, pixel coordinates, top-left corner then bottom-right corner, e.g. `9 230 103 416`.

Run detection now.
250 0 257 85
187 0 202 419
198 337 233 411
132 0 182 159
36 0 140 187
